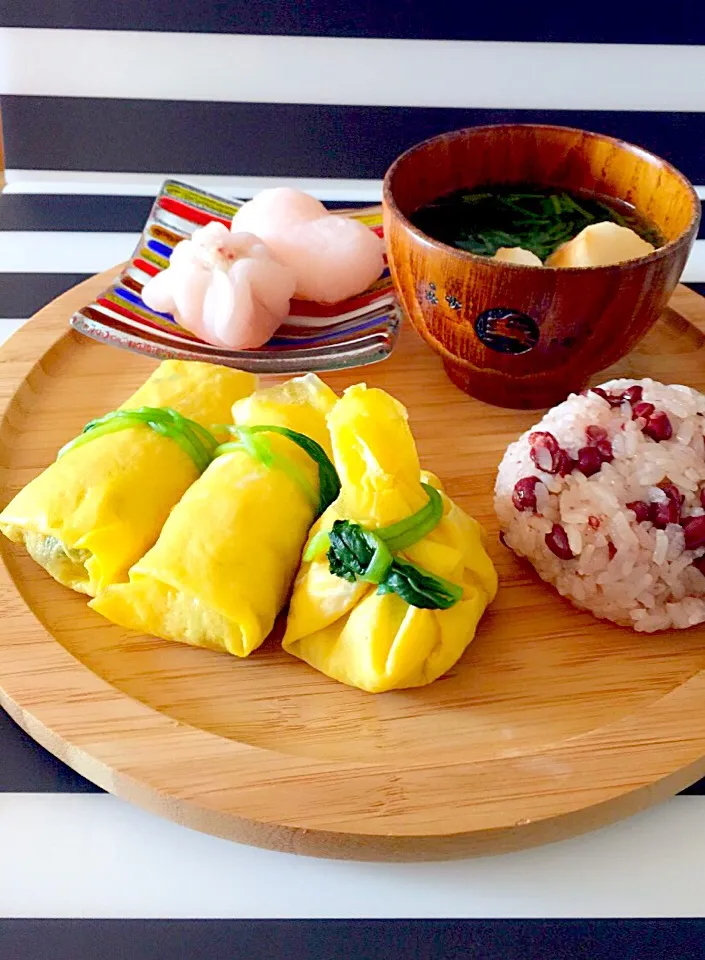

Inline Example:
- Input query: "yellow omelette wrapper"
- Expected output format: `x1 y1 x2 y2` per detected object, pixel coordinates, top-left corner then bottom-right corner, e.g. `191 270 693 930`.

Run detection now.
0 360 256 596
91 374 338 657
282 384 497 692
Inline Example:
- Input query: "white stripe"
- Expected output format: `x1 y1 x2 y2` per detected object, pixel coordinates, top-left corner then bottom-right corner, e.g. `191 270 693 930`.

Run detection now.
2 170 384 202
4 173 703 205
0 319 27 345
682 240 705 283
1 28 705 110
0 232 139 273
1 793 705 918
2 231 704 283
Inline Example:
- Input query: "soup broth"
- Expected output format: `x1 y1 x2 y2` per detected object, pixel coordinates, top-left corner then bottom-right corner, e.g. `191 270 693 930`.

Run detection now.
411 183 664 262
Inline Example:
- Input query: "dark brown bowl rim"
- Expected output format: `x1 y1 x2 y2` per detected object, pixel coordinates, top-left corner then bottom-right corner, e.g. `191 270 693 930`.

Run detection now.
382 122 702 274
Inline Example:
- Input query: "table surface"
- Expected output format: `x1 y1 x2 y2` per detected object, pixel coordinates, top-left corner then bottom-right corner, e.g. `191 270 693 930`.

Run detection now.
2 176 705 958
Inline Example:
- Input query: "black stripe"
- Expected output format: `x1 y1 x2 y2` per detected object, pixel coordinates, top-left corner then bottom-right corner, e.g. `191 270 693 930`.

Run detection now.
685 283 705 298
0 194 154 232
0 708 101 793
0 194 373 233
5 98 705 183
679 779 705 795
0 274 90 319
2 920 705 960
0 192 701 239
1 1 703 44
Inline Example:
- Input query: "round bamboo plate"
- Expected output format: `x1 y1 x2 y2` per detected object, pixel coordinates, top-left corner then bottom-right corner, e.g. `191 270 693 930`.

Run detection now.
3 271 705 862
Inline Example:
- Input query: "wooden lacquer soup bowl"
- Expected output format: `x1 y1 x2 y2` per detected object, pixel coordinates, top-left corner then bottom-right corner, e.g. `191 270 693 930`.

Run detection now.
383 124 701 409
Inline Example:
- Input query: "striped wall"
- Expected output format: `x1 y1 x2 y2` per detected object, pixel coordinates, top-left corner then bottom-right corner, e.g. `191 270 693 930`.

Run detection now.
2 11 705 957
1 3 703 42
1 24 704 295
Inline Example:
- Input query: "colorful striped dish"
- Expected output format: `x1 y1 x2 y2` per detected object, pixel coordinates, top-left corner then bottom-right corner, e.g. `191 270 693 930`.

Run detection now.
71 179 401 373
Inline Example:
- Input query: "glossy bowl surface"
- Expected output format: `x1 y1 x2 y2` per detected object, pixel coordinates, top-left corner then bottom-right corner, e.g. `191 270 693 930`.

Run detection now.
383 123 701 408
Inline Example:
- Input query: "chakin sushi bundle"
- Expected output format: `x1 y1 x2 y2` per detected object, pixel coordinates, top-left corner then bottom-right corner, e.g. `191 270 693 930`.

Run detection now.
1 359 497 692
0 361 256 595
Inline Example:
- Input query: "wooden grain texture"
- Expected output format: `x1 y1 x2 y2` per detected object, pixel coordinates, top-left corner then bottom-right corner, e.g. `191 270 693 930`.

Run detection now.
2 272 705 861
383 123 701 409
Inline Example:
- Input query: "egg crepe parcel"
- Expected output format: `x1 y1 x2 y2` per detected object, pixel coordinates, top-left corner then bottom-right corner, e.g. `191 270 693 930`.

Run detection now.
283 385 497 692
91 374 338 657
0 360 256 596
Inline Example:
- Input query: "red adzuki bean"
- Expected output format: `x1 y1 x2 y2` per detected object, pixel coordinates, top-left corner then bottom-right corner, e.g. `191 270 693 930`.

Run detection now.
632 401 655 421
585 425 608 443
596 439 613 463
545 523 575 560
650 498 681 529
683 516 705 550
590 387 613 405
557 450 577 477
512 476 541 513
662 483 684 507
529 432 571 475
622 386 644 405
643 411 673 442
627 500 650 523
584 425 613 464
577 445 602 477
591 385 643 408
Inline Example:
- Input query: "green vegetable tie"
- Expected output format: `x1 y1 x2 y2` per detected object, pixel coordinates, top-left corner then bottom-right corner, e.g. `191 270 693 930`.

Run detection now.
304 482 463 610
376 557 463 610
58 406 219 474
213 424 340 518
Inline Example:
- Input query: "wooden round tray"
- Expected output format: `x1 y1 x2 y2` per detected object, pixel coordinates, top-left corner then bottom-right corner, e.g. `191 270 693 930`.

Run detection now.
3 270 705 861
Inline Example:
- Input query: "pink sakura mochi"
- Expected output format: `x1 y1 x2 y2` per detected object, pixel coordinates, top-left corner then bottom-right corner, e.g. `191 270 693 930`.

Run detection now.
142 221 296 350
231 188 385 303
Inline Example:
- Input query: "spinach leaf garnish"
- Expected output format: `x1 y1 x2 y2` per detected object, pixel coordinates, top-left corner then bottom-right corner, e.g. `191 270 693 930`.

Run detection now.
326 521 394 585
305 482 463 610
377 557 462 610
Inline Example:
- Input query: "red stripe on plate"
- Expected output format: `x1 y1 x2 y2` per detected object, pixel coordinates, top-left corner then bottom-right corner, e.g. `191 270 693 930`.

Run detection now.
158 196 232 228
132 258 160 276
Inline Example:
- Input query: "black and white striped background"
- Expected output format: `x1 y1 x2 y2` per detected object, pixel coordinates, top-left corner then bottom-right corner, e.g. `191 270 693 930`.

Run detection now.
2 9 705 958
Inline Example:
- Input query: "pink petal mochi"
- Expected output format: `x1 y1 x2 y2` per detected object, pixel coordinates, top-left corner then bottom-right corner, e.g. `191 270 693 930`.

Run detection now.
231 188 385 303
142 222 296 349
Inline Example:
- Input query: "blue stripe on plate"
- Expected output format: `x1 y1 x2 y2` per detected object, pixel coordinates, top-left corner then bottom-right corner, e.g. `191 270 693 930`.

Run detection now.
0 195 155 232
112 285 176 320
0 2 703 44
4 98 705 183
145 238 173 259
1 919 704 959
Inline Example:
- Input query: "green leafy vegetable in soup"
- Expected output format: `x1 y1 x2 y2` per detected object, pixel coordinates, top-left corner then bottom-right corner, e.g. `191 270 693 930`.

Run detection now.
411 183 664 262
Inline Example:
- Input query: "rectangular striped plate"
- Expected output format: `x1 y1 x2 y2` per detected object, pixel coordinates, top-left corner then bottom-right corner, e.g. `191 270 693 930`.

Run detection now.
71 179 401 373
